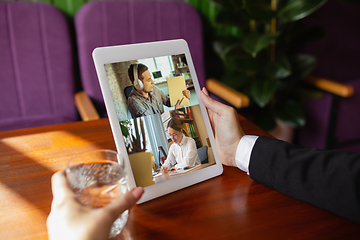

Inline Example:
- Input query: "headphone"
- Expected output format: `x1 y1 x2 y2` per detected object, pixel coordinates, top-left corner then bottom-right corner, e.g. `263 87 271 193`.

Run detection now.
133 64 144 91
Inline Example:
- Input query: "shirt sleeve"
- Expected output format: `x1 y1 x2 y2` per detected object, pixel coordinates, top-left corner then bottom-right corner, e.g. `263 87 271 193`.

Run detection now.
153 86 169 106
162 145 177 169
127 97 146 118
234 135 259 173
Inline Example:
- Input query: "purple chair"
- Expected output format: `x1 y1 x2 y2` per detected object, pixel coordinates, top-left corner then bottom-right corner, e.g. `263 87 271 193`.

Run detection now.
75 0 204 117
75 0 248 118
297 1 360 153
0 1 78 131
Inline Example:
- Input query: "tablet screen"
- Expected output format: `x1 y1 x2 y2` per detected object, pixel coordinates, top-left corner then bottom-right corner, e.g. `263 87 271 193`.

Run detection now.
93 39 222 203
103 53 216 188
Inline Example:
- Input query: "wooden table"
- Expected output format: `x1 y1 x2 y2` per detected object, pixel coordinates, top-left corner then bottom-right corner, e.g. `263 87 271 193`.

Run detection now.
0 117 359 240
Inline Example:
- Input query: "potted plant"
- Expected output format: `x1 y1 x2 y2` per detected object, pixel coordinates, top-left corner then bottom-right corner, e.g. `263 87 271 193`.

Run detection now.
120 118 146 154
120 118 154 187
204 0 327 133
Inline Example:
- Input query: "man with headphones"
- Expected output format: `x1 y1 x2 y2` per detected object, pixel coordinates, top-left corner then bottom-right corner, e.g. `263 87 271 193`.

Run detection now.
127 63 190 118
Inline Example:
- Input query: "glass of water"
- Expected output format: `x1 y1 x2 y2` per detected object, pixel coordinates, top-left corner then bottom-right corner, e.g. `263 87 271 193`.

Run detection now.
66 149 128 238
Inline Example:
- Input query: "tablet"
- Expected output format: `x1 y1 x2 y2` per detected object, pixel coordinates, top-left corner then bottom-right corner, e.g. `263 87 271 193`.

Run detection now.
93 39 222 203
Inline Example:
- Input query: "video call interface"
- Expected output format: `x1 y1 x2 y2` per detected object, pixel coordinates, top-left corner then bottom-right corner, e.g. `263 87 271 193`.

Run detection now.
104 54 216 188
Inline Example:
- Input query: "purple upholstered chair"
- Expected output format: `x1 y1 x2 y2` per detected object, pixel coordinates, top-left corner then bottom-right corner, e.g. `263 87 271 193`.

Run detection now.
0 1 78 131
74 0 232 118
297 1 360 153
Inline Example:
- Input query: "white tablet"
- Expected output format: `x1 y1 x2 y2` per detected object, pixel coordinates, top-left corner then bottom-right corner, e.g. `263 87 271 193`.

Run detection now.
93 39 222 203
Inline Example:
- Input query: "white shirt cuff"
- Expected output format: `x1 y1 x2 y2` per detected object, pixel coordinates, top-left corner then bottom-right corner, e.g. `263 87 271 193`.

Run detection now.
235 135 259 174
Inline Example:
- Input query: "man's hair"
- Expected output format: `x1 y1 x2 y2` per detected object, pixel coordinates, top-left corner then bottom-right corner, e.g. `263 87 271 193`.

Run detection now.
128 63 148 83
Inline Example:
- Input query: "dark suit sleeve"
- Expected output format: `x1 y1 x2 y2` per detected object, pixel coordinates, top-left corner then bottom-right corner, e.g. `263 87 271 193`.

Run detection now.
249 136 360 223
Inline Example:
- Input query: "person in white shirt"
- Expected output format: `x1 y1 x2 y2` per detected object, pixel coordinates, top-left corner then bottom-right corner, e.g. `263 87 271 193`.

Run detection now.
160 117 201 173
200 86 360 224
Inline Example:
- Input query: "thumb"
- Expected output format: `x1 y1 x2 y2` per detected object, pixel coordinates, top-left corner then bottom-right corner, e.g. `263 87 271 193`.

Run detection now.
200 87 227 115
50 170 77 207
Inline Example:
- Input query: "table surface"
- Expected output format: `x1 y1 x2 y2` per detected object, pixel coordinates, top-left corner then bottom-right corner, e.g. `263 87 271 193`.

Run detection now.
0 117 359 240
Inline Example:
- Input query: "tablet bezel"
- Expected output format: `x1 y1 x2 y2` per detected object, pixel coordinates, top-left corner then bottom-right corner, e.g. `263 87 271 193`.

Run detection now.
93 39 223 203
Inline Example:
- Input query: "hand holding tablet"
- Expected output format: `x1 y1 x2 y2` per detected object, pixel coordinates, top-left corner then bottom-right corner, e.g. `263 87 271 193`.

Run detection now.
92 39 222 203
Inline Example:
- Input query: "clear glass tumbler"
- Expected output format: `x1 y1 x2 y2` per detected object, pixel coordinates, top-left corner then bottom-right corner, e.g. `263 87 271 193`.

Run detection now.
66 149 128 238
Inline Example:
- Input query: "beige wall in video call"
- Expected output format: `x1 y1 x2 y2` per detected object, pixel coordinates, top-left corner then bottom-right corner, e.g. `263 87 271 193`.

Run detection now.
191 105 215 164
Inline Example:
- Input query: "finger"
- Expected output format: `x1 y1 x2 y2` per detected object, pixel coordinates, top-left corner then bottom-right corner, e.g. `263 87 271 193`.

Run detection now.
201 87 228 136
200 88 215 128
176 105 183 109
104 187 144 220
185 90 190 99
51 170 74 199
202 87 209 96
131 187 144 200
200 87 230 116
50 170 76 206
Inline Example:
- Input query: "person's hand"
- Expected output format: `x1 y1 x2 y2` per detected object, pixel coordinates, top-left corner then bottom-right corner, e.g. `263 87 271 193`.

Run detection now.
46 170 144 240
200 87 245 167
175 99 184 109
182 85 191 100
175 85 191 109
160 166 168 173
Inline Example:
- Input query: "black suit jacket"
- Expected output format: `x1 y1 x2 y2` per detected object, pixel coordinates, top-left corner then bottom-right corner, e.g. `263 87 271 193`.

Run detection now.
249 136 360 223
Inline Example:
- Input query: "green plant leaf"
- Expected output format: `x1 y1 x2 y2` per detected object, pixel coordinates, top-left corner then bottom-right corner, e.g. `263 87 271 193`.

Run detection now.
213 36 243 59
275 100 305 127
119 120 129 137
279 0 327 23
221 67 251 89
242 33 279 57
227 55 257 73
224 45 257 70
251 78 278 107
289 54 317 80
265 54 292 79
265 63 291 79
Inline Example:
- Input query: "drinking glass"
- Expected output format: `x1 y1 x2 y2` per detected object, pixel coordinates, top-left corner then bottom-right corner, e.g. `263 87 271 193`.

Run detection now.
66 149 128 238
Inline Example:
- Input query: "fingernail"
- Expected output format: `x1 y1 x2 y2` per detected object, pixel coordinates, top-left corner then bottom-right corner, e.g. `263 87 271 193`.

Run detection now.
202 87 209 96
131 187 144 199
